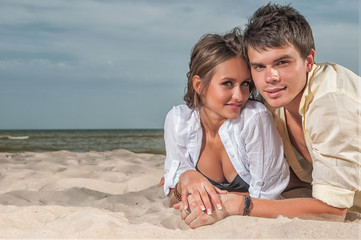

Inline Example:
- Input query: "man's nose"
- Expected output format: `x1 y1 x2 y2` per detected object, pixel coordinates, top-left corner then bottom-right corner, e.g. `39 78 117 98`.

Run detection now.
266 68 280 83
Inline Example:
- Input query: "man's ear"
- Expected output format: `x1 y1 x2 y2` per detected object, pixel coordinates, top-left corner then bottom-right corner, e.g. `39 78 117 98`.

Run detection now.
306 49 315 73
192 75 203 94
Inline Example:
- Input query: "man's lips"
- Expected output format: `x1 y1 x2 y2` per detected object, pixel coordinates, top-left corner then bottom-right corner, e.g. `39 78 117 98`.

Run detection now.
264 87 286 98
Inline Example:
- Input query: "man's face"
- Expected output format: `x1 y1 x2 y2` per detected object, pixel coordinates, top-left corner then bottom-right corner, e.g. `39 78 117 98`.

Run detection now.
247 45 314 109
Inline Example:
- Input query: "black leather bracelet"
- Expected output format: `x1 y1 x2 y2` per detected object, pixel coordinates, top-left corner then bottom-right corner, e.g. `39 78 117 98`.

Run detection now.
243 195 251 216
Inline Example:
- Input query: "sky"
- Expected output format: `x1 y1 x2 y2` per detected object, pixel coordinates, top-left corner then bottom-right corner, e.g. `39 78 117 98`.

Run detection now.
1 0 359 130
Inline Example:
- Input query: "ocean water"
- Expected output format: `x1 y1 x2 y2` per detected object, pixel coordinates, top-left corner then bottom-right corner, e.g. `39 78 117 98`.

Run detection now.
0 129 165 155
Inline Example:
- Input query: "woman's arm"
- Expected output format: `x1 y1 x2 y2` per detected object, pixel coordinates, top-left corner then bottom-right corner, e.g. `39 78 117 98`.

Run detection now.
245 106 290 199
163 106 226 212
163 107 194 196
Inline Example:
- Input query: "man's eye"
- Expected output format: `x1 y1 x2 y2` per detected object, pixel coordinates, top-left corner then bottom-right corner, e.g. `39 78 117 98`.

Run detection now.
253 65 264 71
277 61 288 66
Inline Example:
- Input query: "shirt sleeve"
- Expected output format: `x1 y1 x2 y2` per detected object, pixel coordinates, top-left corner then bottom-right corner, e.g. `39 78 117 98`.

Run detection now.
305 92 361 208
244 109 290 200
163 107 195 196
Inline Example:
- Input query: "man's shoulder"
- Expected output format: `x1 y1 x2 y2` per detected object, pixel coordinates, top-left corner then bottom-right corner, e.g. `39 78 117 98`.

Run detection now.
305 62 361 105
309 63 360 90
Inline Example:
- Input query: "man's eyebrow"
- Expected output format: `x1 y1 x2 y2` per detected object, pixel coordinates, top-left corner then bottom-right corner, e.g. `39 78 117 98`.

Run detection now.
249 62 262 67
273 55 292 63
249 54 293 66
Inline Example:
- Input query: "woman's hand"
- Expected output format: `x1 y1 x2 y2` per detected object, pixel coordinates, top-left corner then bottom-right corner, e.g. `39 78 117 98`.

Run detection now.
175 192 244 229
177 169 227 215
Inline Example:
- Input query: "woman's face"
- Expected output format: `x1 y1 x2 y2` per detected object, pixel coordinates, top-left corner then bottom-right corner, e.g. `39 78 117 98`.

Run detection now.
199 57 251 122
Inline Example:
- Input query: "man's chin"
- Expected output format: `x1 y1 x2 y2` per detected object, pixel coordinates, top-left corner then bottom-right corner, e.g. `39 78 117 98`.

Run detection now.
264 99 285 108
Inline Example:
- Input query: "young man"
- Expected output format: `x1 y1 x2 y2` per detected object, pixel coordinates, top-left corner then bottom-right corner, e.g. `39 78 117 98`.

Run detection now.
177 3 360 229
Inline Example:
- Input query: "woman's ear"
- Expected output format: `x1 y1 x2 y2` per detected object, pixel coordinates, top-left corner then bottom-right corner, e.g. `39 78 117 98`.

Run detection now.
192 75 203 94
306 49 315 73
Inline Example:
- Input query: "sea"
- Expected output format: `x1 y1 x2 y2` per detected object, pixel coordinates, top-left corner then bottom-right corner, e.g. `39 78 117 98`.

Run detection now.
0 129 165 155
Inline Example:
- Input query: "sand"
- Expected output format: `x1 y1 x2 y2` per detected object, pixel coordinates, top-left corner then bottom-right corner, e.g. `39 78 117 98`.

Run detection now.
0 149 359 239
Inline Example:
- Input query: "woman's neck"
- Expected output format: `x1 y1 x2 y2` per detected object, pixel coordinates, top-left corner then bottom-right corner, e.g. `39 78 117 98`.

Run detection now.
199 107 226 137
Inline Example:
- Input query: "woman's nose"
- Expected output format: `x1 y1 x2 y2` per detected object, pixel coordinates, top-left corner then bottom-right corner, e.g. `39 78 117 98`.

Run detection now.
233 86 249 101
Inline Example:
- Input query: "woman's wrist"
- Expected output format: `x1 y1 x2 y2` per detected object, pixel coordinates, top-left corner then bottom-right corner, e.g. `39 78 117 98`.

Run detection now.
173 182 182 202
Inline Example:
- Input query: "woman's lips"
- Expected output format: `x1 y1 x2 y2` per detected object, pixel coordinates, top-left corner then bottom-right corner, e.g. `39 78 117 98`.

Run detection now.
226 103 242 110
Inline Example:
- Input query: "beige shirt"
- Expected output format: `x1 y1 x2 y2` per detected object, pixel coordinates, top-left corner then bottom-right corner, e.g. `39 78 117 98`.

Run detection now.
268 62 361 209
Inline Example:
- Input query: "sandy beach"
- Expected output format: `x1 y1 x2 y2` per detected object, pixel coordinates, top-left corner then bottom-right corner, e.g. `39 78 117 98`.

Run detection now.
0 149 359 239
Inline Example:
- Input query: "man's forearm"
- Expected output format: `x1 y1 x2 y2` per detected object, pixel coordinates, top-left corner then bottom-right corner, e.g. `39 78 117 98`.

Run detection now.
249 197 347 221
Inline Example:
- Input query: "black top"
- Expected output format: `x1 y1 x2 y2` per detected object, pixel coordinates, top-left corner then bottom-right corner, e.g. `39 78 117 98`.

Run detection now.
196 166 249 193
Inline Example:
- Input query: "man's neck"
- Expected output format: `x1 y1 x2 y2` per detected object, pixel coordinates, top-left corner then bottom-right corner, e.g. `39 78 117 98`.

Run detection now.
283 90 313 164
284 91 304 119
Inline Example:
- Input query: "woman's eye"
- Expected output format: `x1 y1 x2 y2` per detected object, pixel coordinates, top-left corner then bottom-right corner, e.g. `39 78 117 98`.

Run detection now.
222 81 233 86
241 81 250 87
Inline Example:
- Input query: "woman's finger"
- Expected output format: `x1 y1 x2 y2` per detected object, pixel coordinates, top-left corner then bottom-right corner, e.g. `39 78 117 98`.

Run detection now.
173 202 181 210
214 186 228 195
190 187 206 212
181 187 189 210
204 184 223 210
198 182 214 214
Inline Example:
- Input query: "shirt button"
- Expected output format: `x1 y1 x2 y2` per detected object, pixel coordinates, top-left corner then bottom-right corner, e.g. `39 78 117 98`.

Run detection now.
241 172 247 176
256 182 263 186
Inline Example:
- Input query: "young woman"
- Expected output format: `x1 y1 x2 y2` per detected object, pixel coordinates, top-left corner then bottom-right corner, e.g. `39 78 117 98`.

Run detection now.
163 28 289 215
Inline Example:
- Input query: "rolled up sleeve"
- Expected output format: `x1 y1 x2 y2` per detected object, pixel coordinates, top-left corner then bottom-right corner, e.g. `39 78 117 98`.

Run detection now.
163 107 195 196
305 92 361 208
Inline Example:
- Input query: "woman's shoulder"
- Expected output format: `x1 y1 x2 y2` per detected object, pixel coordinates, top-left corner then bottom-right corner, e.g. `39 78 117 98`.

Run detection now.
242 100 269 115
167 104 194 117
165 104 199 126
226 100 269 128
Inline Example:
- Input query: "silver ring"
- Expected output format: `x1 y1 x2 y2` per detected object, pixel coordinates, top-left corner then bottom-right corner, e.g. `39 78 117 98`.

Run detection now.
184 208 190 215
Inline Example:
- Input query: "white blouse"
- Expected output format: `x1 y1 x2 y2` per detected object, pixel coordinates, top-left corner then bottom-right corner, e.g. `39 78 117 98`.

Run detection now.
163 100 290 199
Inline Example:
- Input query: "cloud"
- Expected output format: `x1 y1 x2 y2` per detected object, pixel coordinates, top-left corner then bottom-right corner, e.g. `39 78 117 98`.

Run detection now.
0 0 359 129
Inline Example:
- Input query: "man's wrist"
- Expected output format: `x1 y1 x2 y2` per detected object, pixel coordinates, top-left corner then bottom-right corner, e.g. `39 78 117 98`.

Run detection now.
242 195 252 216
220 194 244 216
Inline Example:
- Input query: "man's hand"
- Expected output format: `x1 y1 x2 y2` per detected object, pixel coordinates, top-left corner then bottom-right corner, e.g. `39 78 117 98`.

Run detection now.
175 192 245 229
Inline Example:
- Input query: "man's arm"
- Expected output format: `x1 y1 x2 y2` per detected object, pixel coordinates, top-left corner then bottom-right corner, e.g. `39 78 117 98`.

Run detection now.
179 193 347 229
250 197 347 221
